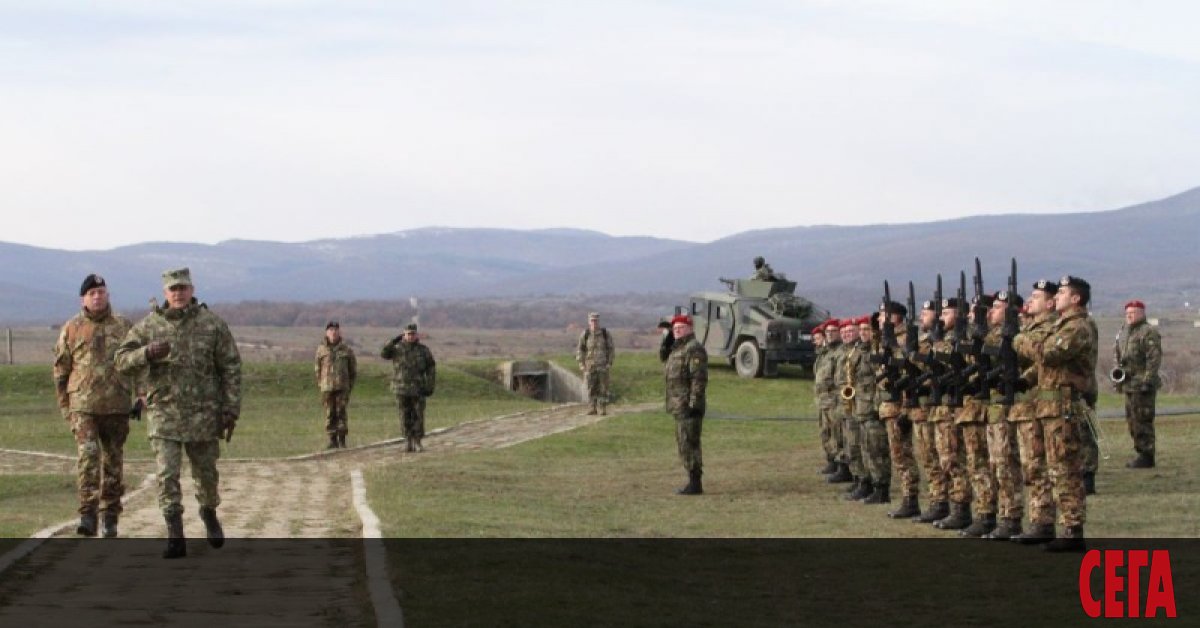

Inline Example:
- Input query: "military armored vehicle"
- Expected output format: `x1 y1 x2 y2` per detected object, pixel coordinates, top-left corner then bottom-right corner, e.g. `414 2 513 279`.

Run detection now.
687 277 829 378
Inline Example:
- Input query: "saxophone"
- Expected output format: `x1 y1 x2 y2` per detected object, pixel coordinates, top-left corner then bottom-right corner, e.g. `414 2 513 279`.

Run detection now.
840 344 857 413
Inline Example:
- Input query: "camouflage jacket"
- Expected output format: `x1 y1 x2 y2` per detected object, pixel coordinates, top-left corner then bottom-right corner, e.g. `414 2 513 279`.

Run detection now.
1018 309 1095 417
1009 313 1055 421
53 307 134 415
576 327 615 372
1116 320 1162 392
381 339 436 397
813 345 835 408
115 301 242 442
847 341 879 419
315 339 357 393
664 334 707 417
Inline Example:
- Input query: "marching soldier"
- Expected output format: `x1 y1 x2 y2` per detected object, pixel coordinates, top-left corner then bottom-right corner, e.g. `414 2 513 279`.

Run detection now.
576 312 615 415
53 274 134 538
1115 300 1161 468
662 314 708 495
315 321 357 449
382 324 437 452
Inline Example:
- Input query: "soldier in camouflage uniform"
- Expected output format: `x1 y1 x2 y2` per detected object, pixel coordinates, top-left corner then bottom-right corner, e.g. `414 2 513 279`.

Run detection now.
1115 300 1162 469
875 302 920 516
382 323 437 452
1017 276 1096 552
116 268 241 559
53 274 134 538
981 291 1024 540
854 315 891 504
315 321 357 449
910 301 948 523
929 298 972 530
750 256 777 281
818 320 847 480
662 314 708 495
956 295 997 538
1010 280 1059 544
833 319 864 490
576 312 615 415
810 323 834 473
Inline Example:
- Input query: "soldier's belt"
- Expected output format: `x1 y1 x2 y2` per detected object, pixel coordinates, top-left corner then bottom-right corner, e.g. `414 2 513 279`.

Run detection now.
1033 387 1080 402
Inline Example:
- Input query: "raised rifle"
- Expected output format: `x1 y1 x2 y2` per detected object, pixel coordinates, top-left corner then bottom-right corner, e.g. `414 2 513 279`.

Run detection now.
937 271 970 407
985 258 1022 405
893 280 926 408
872 281 903 402
967 257 992 402
918 275 947 406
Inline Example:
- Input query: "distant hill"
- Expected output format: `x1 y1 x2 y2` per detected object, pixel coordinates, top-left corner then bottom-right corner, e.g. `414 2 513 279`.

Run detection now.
1 188 1197 324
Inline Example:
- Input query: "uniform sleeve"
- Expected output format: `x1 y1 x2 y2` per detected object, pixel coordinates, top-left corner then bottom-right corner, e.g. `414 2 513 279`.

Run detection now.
1142 329 1163 389
424 347 437 394
214 320 243 417
688 347 707 411
52 322 72 410
381 338 398 360
115 323 150 375
314 348 322 384
576 331 587 367
605 330 615 367
348 348 358 391
1041 321 1094 367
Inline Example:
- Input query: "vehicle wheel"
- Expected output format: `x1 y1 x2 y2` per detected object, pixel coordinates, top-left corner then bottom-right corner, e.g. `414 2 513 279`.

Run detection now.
734 340 764 378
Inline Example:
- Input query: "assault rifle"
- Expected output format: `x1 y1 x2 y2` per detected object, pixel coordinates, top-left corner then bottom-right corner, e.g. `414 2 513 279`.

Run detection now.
984 258 1022 405
965 257 993 402
936 271 970 407
872 281 903 403
919 274 948 406
893 281 926 408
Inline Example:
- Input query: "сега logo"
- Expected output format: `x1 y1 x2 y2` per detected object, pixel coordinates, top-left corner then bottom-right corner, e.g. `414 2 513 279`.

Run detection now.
1079 550 1177 619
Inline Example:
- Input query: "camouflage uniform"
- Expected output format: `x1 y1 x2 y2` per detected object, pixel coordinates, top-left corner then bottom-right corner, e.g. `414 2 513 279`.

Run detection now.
381 337 437 448
1012 312 1056 531
315 337 357 442
880 328 918 502
664 333 708 474
815 339 842 466
1079 317 1101 480
53 306 134 516
910 332 946 510
931 329 971 513
576 325 615 414
115 300 242 517
983 326 1023 528
957 351 996 523
751 262 776 281
1116 318 1161 460
835 339 865 479
852 340 890 492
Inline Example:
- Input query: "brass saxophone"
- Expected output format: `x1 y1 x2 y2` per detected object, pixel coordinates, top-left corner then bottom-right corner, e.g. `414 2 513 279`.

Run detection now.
1110 326 1127 384
840 345 856 413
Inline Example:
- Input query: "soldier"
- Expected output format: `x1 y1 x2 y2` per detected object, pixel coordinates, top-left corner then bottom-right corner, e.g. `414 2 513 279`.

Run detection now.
811 322 835 474
1115 300 1161 469
576 312 615 415
834 319 867 494
981 291 1025 540
1010 279 1059 544
929 297 972 530
115 268 241 558
1019 276 1095 552
751 256 777 281
820 319 849 482
382 323 437 452
956 294 997 538
53 274 134 538
875 301 920 516
910 300 948 523
855 314 890 503
662 314 708 495
315 321 357 449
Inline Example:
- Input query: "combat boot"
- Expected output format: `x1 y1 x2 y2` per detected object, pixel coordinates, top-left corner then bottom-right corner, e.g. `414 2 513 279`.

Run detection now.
825 463 853 484
1083 472 1096 495
163 513 186 559
326 433 339 449
984 518 1022 540
413 437 424 453
101 510 119 539
675 470 703 495
587 401 598 416
1011 523 1055 544
818 458 838 475
76 511 98 537
862 483 890 505
959 513 997 538
934 502 971 530
199 506 225 549
1126 452 1155 469
843 476 866 498
600 403 607 416
1043 526 1086 553
887 495 920 518
405 439 415 453
914 501 948 524
338 432 347 448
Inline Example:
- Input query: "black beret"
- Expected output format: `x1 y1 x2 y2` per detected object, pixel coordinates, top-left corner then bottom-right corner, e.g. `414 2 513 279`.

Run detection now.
879 300 907 317
942 297 961 309
995 290 1024 307
325 321 340 329
80 274 106 296
1059 275 1090 292
972 294 995 308
921 300 935 311
404 323 419 333
1032 279 1056 294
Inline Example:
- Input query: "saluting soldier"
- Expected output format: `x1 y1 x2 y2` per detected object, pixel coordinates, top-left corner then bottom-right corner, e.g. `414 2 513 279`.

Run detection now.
1115 299 1162 469
1010 279 1059 544
315 321 357 449
663 314 708 495
382 323 437 452
576 312 615 415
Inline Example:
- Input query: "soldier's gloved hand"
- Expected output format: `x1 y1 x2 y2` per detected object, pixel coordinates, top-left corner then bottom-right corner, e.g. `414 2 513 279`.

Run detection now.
146 340 171 362
221 412 238 443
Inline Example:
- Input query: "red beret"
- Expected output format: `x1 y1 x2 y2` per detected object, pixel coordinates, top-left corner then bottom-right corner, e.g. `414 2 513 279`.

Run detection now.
840 319 856 328
823 318 839 328
1125 300 1145 310
857 316 871 326
670 314 693 326
811 323 824 334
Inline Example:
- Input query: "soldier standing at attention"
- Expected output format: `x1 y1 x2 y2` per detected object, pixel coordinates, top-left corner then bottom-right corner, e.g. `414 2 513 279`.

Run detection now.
811 322 836 474
116 268 241 559
910 300 948 523
876 303 917 514
855 314 890 504
930 297 972 531
382 324 437 452
956 295 997 538
315 321 357 449
576 312 615 415
1115 300 1162 469
750 256 777 281
53 274 134 538
981 291 1026 540
823 320 852 483
662 314 708 495
834 319 866 493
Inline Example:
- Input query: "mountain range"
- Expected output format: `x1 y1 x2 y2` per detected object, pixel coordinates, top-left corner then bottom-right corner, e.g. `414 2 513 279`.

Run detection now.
2 188 1198 324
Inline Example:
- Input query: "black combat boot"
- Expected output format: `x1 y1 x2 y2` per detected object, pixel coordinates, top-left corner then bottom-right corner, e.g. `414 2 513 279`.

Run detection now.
163 513 186 559
844 477 867 499
199 506 225 549
984 518 1022 540
405 439 415 452
102 510 119 539
887 495 919 518
1126 452 1155 469
914 501 948 524
676 470 703 495
1083 472 1096 495
326 433 339 449
1011 523 1055 544
862 483 890 505
818 458 838 475
934 502 971 530
825 463 853 484
338 432 347 448
959 513 997 538
1043 526 1086 553
76 511 98 537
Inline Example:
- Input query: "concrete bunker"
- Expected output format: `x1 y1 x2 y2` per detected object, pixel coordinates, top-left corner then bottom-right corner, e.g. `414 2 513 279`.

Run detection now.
498 360 586 403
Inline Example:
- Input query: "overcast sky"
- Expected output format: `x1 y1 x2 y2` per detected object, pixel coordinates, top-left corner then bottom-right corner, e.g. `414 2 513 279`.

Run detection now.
2 1 1198 250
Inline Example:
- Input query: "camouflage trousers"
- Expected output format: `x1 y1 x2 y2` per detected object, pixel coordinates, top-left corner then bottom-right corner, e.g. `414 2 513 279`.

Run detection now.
986 407 1024 522
398 395 427 441
1041 412 1087 528
673 413 703 473
911 410 946 503
885 415 918 498
859 417 891 485
151 437 221 517
1124 390 1156 457
957 406 995 517
933 409 970 505
841 414 865 478
1014 419 1054 526
817 401 841 462
71 413 130 515
322 390 349 437
584 368 610 408
1080 408 1099 474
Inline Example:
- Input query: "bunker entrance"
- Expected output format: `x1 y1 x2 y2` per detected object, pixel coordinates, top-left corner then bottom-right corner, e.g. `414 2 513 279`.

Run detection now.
498 360 586 403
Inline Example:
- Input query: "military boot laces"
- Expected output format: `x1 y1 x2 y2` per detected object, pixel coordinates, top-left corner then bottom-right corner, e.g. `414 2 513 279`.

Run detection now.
199 506 225 549
959 513 997 538
984 518 1022 540
887 495 920 518
913 501 948 524
825 463 853 484
1043 526 1086 553
102 511 119 539
1011 523 1055 544
76 512 98 537
163 513 186 559
934 502 971 530
862 483 890 505
1126 453 1155 469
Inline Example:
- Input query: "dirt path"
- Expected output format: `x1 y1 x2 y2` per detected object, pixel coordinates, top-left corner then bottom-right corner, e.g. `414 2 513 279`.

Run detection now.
0 401 653 626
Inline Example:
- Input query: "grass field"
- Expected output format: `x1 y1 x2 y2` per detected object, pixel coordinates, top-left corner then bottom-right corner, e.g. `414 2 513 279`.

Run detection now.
0 475 77 540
